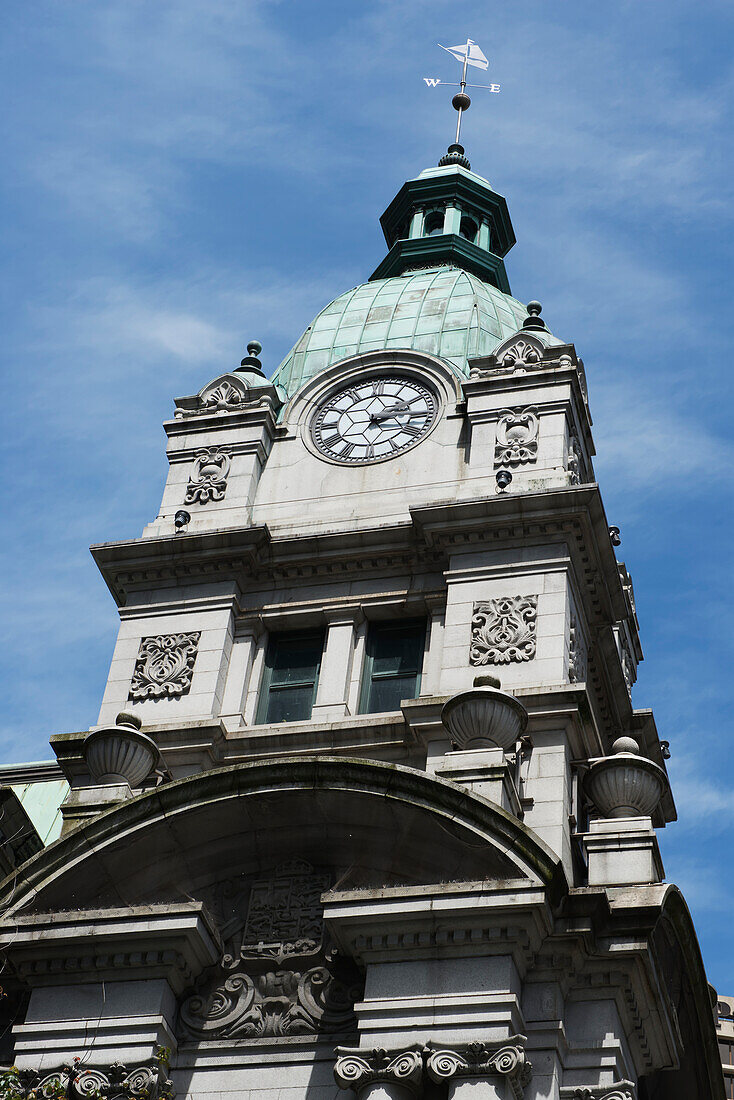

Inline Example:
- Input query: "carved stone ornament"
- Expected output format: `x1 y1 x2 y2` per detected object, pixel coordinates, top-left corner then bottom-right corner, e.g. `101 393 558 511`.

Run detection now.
568 615 588 684
201 374 250 410
471 596 538 665
567 430 588 485
184 446 231 505
334 1046 424 1095
495 406 539 466
560 1084 636 1100
425 1039 532 1099
499 336 544 371
128 632 200 701
178 860 363 1041
619 631 635 693
0 1061 173 1100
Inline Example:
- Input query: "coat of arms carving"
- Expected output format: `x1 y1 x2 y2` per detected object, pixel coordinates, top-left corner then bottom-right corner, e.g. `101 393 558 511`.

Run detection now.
178 860 362 1041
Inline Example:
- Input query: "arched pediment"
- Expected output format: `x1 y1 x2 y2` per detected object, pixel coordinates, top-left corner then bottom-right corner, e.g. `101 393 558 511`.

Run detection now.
0 757 566 916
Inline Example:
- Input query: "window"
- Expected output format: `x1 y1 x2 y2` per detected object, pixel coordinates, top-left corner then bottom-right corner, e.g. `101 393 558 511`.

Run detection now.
720 1040 734 1068
256 631 324 724
424 210 444 236
359 620 426 714
725 1072 734 1100
459 215 478 242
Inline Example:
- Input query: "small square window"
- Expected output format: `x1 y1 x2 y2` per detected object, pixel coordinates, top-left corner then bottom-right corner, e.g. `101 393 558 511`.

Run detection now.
359 620 426 715
255 631 324 725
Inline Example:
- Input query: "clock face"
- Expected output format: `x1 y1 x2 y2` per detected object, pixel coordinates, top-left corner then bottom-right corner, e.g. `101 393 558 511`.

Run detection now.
311 375 438 464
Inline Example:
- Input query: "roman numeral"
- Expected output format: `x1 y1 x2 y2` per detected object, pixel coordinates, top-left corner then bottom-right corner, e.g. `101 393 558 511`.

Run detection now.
322 433 341 449
401 423 424 437
372 380 384 396
340 442 355 458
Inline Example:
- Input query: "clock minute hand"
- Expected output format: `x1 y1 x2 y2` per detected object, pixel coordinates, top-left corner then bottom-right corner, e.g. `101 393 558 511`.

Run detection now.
369 402 412 423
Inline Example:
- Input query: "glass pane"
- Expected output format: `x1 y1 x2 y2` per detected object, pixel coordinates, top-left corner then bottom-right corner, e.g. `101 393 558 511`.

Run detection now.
366 675 417 714
370 624 425 677
269 635 322 686
265 685 314 724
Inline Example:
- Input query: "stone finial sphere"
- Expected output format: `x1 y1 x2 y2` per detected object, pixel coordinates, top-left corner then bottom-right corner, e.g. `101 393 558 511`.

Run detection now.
612 735 640 754
247 340 262 357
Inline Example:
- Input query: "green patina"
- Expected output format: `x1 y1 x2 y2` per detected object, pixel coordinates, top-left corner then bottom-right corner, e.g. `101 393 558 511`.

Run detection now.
272 267 533 398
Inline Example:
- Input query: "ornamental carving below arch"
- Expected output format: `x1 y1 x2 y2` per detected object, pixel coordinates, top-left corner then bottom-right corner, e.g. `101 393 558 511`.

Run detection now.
178 860 363 1041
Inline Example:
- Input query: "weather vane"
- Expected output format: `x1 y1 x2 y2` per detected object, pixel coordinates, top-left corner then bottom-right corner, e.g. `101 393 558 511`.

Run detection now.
424 38 500 147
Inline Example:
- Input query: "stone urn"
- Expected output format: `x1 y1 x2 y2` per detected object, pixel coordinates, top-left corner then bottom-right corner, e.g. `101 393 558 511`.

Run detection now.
441 676 528 750
83 712 158 788
585 736 668 818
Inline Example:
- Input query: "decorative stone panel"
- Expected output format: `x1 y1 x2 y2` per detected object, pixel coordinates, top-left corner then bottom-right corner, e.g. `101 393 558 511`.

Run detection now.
568 616 588 683
425 1039 532 1099
498 337 544 371
471 596 538 665
184 446 231 505
178 860 362 1041
128 633 200 701
201 374 250 410
0 1061 173 1100
334 1047 424 1094
494 407 539 466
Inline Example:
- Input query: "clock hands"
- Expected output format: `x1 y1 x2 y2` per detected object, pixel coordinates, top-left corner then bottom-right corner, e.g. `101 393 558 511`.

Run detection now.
369 401 417 424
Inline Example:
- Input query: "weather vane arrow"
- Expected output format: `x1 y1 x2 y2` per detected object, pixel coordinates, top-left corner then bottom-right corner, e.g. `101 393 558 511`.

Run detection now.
423 38 500 147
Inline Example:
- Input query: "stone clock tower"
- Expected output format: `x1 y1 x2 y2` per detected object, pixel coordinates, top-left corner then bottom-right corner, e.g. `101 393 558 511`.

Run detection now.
0 142 725 1100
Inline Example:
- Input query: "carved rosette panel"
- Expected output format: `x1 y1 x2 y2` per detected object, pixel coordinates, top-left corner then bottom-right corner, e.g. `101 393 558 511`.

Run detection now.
0 1062 173 1100
334 1047 424 1095
128 632 200 700
495 406 539 466
425 1039 532 1100
568 615 588 684
184 447 231 505
178 860 363 1041
471 596 538 665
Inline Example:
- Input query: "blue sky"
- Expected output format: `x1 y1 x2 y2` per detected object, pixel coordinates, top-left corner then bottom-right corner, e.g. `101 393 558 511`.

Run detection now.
1 1 732 990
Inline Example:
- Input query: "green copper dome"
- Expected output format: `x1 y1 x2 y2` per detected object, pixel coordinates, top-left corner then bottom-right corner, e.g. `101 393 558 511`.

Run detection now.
272 267 541 398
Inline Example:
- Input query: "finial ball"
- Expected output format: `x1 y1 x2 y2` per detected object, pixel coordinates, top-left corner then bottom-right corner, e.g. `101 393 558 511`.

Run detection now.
612 735 640 755
526 301 542 316
247 340 262 357
452 92 471 113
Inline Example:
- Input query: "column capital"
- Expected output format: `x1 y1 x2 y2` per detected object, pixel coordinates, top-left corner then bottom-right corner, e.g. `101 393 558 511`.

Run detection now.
425 1037 532 1098
334 1045 423 1095
559 1085 636 1100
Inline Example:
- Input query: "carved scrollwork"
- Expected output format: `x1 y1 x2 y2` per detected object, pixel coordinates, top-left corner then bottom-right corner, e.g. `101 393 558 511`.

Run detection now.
561 1085 635 1100
334 1046 424 1094
425 1039 532 1099
568 615 588 684
471 596 538 665
201 375 250 410
178 861 363 1042
128 633 200 700
0 1062 173 1100
184 447 231 505
495 406 539 466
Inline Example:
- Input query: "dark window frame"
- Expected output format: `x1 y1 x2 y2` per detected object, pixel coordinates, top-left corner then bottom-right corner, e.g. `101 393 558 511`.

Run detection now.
358 618 427 715
255 630 324 725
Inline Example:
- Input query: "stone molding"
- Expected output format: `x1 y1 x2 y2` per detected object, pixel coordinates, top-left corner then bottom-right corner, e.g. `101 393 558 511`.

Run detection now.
333 1046 424 1095
129 633 200 700
0 1060 173 1100
425 1038 532 1098
559 1084 636 1100
471 596 538 665
184 447 231 505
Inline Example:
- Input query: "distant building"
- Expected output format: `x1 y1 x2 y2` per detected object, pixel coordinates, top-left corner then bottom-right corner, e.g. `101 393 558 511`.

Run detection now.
718 997 734 1099
0 137 725 1100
